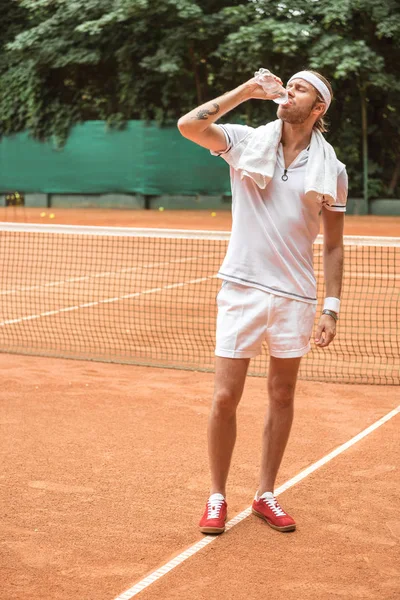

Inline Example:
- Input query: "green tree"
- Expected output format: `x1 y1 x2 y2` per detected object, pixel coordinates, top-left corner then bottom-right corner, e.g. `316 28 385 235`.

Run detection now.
1 0 400 198
2 0 244 143
214 0 400 200
307 0 400 203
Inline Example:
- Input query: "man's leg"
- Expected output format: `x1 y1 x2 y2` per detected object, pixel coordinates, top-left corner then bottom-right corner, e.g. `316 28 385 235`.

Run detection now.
251 356 301 532
208 356 250 497
199 356 250 533
258 356 301 494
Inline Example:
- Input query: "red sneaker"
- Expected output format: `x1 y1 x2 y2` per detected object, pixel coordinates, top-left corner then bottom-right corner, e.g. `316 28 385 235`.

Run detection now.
199 493 227 534
252 491 296 532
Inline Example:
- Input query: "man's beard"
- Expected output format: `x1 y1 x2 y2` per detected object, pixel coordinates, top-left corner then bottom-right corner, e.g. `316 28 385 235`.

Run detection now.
277 103 314 124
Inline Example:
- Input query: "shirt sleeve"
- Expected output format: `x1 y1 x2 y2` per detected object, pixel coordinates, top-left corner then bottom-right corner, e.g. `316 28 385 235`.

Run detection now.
210 124 254 165
322 166 348 212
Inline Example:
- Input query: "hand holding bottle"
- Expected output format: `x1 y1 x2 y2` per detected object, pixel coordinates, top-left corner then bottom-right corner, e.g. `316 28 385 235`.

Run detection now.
254 68 289 104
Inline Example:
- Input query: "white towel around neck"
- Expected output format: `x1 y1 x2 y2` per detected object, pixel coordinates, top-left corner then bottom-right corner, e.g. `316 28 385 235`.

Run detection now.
226 119 340 204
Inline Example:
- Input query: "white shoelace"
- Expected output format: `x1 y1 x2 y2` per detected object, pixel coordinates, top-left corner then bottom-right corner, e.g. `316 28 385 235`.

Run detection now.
207 499 224 519
261 496 286 517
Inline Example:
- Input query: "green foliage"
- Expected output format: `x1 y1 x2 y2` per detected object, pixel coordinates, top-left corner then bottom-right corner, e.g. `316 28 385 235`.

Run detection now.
1 0 400 195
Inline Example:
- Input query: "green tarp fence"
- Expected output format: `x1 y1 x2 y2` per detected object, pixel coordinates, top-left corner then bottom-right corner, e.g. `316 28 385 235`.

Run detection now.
0 121 231 195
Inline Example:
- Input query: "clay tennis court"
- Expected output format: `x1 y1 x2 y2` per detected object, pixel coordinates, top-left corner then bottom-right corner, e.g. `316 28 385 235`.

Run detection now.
1 208 399 600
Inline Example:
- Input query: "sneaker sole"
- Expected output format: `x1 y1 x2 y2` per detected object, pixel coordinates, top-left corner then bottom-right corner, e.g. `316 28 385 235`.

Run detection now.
252 507 296 532
199 515 227 535
199 525 225 534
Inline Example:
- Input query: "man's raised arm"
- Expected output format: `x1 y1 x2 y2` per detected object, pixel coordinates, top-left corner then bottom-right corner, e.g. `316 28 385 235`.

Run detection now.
177 74 283 152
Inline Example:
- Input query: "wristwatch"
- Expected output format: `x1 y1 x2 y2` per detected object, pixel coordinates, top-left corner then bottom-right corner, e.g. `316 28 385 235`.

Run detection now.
322 309 338 321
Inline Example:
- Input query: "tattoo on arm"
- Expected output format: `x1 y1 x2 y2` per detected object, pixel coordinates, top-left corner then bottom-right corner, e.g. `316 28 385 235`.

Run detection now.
191 103 220 120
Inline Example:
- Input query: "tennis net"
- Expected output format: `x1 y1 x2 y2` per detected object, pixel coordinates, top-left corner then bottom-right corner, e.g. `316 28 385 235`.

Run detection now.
0 222 398 385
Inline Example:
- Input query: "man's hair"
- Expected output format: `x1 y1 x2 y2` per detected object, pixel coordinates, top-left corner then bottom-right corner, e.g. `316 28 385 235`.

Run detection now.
306 70 333 133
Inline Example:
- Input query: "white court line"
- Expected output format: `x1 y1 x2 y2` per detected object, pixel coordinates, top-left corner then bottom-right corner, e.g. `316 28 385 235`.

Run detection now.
1 223 399 246
2 265 396 298
0 255 210 297
113 405 400 600
0 274 218 327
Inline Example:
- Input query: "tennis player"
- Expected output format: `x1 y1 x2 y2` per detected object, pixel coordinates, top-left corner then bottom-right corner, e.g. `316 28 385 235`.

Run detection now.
177 70 347 534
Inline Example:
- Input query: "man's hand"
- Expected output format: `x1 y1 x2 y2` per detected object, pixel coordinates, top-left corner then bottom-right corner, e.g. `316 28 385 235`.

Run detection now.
314 313 337 348
243 74 285 101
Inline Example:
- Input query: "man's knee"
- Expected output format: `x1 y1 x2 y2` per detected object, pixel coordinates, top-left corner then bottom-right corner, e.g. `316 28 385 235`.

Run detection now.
211 388 240 418
268 380 296 408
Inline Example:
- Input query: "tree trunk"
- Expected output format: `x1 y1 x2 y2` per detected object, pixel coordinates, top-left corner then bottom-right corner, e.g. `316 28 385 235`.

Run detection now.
388 153 400 195
360 86 369 211
189 46 202 105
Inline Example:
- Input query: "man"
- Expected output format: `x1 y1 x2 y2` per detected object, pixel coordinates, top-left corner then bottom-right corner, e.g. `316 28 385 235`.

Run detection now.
177 70 347 534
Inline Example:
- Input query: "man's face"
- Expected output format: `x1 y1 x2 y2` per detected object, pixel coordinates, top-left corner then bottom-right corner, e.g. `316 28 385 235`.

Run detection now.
277 78 323 124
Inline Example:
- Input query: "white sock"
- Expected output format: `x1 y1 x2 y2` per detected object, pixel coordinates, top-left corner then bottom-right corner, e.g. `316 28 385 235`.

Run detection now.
209 493 225 502
256 490 274 501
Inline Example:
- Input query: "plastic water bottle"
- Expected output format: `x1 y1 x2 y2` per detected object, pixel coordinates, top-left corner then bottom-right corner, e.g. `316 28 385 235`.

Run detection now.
254 68 289 105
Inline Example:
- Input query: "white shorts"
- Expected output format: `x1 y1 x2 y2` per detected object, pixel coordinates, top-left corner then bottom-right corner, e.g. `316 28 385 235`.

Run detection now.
215 281 316 359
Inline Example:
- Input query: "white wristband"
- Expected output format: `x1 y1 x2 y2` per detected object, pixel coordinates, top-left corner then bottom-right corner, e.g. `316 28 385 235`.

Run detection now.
323 297 340 314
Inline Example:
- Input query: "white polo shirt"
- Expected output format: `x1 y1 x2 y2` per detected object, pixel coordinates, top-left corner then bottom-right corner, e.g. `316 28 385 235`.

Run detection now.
212 123 348 304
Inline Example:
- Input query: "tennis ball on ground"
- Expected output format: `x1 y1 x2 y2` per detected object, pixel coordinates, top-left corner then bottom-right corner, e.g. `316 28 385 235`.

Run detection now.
49 213 55 219
40 212 46 217
159 206 165 212
211 212 216 217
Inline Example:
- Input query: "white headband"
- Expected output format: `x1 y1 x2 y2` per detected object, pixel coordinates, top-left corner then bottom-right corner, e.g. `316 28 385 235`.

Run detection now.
287 71 331 114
